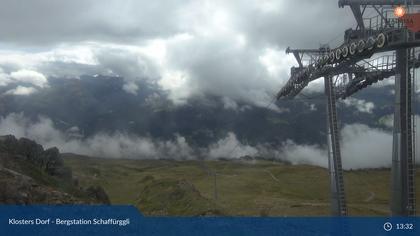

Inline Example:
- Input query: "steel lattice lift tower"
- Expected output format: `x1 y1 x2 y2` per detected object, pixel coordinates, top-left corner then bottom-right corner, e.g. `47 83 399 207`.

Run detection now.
278 0 419 216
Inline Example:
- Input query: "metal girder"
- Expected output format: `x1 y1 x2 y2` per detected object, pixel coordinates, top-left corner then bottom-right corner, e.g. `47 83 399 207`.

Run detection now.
391 49 416 216
350 4 365 30
292 52 303 67
277 28 420 100
276 52 375 100
276 0 419 218
286 47 330 68
372 5 393 28
285 47 330 54
337 70 395 98
325 76 347 216
339 0 420 7
338 54 420 98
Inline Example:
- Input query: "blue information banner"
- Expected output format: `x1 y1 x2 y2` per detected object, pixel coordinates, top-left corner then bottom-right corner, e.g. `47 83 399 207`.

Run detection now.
0 205 418 236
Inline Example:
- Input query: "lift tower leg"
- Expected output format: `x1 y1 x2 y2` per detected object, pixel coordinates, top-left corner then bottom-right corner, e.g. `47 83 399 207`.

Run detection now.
325 76 347 216
391 49 416 216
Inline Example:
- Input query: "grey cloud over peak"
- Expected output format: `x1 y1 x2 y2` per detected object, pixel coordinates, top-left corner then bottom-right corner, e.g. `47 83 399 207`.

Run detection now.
0 0 354 48
0 1 359 108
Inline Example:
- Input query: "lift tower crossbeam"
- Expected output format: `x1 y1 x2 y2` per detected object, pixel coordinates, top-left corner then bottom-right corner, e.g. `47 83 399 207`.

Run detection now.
339 0 420 6
286 47 330 68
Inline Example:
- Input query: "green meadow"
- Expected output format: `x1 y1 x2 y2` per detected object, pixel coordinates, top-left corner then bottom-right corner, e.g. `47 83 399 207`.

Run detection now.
64 155 420 216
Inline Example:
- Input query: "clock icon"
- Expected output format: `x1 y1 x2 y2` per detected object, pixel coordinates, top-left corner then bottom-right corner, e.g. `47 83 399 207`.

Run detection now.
384 222 393 231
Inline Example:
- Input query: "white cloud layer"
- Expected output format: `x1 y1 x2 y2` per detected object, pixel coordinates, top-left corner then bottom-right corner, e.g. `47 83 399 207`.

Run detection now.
341 98 375 113
0 0 355 107
1 113 419 169
10 69 48 88
340 124 393 169
278 122 420 169
0 113 194 159
279 140 327 167
0 68 48 93
208 132 258 159
5 86 38 96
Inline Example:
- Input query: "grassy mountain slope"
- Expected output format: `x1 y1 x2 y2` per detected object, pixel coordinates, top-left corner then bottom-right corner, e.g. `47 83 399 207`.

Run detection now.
64 154 420 216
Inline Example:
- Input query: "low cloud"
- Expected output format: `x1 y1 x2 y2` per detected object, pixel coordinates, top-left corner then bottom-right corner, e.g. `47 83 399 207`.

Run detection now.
10 69 48 88
122 82 139 95
0 68 13 86
340 124 393 169
5 86 38 96
1 113 418 169
341 98 375 113
0 68 48 95
278 120 420 170
379 114 394 128
208 132 258 159
222 97 239 110
278 140 327 167
0 113 194 159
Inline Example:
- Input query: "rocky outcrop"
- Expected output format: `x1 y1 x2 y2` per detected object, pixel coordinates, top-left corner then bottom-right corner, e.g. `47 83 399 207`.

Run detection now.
0 135 72 181
0 135 110 205
0 167 83 204
0 135 44 161
85 186 111 204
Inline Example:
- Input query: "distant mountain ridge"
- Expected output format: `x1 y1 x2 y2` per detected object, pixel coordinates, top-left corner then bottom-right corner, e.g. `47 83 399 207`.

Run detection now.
0 75 418 148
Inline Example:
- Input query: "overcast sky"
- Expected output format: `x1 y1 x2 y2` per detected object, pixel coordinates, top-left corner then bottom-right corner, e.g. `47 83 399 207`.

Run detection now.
0 0 355 107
